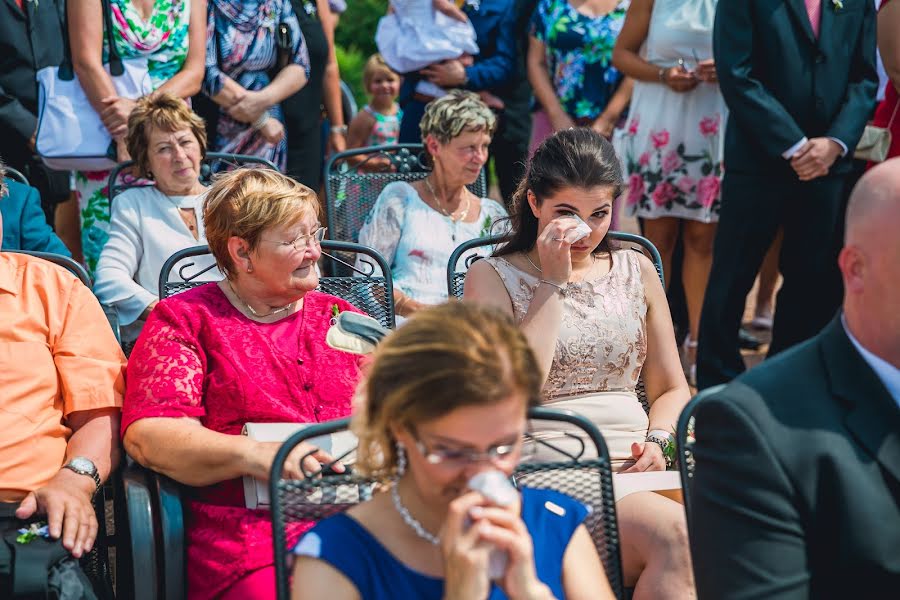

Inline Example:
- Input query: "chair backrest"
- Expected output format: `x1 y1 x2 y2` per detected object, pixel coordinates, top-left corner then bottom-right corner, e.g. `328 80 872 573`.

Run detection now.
323 144 489 246
11 250 92 287
3 166 29 186
676 384 725 535
158 242 396 328
446 233 508 299
106 152 278 205
270 408 626 600
340 79 358 120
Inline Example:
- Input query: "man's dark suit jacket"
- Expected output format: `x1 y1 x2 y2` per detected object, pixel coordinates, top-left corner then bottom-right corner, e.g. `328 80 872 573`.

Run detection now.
714 0 878 177
690 317 900 598
1 180 70 256
0 0 64 168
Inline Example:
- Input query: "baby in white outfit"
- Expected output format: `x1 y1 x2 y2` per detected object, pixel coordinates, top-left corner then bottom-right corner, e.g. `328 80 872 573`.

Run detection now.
376 0 503 107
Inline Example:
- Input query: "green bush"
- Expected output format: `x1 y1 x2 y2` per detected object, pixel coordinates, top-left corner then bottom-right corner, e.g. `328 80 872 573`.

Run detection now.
334 0 387 58
336 45 369 109
335 0 387 109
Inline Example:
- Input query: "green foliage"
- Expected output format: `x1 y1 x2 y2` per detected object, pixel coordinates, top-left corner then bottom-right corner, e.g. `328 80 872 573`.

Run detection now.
335 0 388 108
334 0 387 57
336 45 369 108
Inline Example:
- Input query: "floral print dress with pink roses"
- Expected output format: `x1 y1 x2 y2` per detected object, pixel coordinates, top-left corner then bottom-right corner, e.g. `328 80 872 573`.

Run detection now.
614 0 726 223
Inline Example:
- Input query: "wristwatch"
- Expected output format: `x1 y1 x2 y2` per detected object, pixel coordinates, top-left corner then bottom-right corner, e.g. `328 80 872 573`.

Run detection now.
63 457 101 496
330 124 348 136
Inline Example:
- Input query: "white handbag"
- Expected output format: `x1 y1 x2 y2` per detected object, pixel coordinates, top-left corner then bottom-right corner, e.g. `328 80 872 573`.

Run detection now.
854 100 898 164
35 0 152 172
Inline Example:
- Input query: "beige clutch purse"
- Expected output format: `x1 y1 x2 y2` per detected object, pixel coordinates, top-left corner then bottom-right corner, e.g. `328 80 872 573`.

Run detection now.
854 102 898 163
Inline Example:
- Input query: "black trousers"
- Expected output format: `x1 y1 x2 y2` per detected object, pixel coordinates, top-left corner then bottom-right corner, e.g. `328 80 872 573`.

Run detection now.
696 170 852 388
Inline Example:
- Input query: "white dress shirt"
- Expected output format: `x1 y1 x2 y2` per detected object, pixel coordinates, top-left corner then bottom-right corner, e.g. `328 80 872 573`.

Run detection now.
94 186 219 329
843 315 900 409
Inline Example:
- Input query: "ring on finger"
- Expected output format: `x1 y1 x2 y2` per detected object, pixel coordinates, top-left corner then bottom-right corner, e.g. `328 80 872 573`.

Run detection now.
551 237 565 241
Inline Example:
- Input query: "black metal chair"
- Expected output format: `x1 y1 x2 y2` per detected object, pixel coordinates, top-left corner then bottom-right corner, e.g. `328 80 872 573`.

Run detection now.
158 241 396 328
2 165 30 187
106 152 278 205
675 384 725 536
323 144 489 248
270 408 627 600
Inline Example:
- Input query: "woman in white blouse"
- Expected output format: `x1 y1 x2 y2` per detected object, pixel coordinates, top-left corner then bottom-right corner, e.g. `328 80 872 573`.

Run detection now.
94 93 218 345
355 91 508 318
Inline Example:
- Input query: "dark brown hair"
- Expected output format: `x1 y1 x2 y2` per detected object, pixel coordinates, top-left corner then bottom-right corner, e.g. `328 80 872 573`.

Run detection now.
495 128 624 258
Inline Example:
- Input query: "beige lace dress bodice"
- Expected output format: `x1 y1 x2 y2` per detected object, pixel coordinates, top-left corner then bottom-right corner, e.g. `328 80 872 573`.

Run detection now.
484 249 651 470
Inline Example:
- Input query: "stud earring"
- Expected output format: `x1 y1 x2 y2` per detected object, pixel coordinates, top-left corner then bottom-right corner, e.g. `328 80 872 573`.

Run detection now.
246 263 253 273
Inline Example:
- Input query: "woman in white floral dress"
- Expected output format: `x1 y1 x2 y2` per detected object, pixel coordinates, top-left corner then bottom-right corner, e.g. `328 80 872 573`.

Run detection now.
612 0 725 381
69 0 206 275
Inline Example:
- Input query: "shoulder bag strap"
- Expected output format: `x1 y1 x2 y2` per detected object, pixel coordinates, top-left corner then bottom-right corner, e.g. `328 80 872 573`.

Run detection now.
101 0 124 76
57 0 75 80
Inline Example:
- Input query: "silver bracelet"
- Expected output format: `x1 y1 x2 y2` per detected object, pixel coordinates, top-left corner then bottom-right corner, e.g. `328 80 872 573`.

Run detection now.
252 110 271 130
539 279 566 295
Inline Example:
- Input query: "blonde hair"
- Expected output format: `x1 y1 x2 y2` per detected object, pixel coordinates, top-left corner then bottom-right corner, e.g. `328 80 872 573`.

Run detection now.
126 92 208 179
419 90 497 145
362 53 399 91
352 302 542 480
203 168 320 278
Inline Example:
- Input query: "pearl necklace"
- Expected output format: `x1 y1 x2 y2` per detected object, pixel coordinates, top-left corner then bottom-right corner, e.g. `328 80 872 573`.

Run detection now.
391 483 440 545
227 281 295 319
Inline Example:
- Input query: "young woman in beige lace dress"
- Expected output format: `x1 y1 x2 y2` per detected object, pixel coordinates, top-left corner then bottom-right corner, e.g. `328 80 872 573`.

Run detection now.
464 128 694 599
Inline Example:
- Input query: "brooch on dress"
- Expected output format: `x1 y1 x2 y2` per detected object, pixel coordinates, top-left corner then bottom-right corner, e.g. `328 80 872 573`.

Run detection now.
832 0 843 9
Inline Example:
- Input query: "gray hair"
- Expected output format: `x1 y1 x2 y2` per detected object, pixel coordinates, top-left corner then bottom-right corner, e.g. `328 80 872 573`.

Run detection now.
419 90 497 145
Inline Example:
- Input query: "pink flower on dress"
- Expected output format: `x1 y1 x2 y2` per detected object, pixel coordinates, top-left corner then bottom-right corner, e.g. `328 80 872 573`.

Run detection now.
697 176 721 208
626 174 644 206
675 175 696 194
651 130 670 149
627 117 640 135
638 152 651 167
662 150 682 174
699 115 720 138
651 181 677 207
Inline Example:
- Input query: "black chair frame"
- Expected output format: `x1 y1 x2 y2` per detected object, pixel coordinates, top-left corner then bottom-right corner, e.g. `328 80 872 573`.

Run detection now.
3 165 30 187
676 384 724 536
106 152 278 205
270 408 626 600
158 241 396 328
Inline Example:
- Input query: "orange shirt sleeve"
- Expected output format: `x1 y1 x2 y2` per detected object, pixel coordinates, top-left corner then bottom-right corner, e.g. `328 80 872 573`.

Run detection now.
55 279 126 416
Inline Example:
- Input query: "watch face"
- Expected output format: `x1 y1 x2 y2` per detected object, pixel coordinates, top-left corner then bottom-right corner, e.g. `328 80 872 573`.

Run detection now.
69 457 96 474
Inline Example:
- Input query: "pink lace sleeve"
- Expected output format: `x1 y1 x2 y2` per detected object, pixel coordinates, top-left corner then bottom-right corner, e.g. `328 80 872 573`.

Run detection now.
122 300 206 436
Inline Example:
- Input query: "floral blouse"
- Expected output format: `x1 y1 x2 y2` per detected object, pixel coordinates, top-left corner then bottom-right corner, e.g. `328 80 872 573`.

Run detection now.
530 0 629 120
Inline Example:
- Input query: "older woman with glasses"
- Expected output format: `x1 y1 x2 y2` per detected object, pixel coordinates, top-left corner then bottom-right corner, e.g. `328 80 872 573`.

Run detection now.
121 168 363 600
292 302 615 600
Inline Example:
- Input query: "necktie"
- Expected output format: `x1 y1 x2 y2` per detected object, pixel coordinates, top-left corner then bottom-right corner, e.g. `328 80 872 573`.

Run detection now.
805 0 822 38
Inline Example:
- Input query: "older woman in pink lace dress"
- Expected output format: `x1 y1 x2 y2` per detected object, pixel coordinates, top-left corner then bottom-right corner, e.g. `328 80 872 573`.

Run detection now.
122 169 363 600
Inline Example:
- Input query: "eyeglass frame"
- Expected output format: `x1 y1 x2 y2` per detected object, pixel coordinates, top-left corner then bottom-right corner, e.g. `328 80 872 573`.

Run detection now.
260 226 327 252
409 429 535 468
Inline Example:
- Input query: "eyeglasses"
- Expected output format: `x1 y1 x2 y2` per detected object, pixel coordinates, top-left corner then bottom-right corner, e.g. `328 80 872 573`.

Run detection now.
261 226 327 252
411 431 535 468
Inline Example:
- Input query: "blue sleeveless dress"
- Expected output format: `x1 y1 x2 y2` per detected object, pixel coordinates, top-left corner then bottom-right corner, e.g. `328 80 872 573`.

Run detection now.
293 487 589 599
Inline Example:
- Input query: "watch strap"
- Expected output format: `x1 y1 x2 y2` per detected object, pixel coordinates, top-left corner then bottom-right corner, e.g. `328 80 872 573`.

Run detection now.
63 462 102 496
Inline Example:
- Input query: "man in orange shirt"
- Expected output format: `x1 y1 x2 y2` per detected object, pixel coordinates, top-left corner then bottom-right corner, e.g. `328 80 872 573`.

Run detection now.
0 179 125 592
